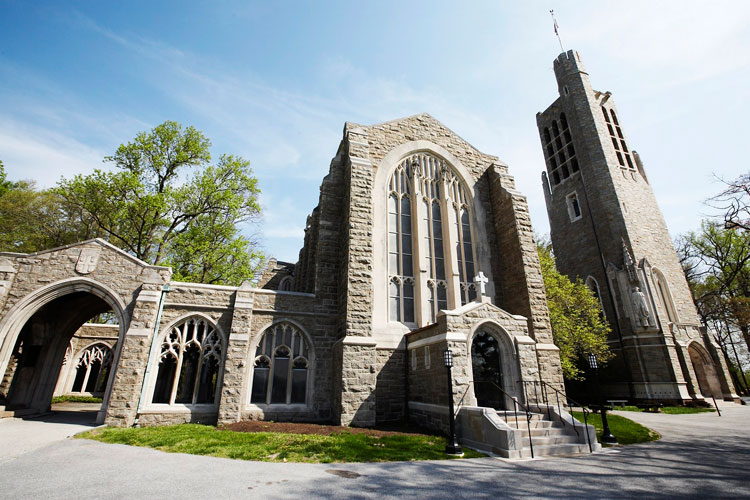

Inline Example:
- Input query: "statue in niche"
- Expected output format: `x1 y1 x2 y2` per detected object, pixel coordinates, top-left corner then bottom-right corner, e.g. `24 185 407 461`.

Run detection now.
631 286 650 327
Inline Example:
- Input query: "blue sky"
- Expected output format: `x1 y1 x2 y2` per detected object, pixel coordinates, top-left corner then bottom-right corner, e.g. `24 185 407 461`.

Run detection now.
1 1 748 263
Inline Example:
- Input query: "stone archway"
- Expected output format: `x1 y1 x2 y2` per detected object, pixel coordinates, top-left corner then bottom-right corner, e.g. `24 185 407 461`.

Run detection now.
470 325 518 410
688 343 723 400
0 280 128 418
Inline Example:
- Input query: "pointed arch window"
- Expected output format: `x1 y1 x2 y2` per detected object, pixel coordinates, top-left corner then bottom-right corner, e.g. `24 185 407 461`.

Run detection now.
71 343 112 394
151 316 224 405
653 269 678 324
387 152 480 324
251 322 310 405
586 276 605 319
543 113 579 187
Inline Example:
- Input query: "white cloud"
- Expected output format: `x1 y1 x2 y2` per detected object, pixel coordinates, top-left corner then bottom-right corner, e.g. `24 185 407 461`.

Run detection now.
0 118 107 186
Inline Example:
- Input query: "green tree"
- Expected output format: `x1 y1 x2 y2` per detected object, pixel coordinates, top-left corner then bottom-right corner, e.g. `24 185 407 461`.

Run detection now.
0 177 96 253
538 242 612 380
677 226 750 393
52 121 264 285
681 221 750 352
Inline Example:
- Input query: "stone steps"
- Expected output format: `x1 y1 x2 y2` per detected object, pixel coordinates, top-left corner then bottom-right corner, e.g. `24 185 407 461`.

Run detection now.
518 443 592 458
497 410 591 458
501 417 565 430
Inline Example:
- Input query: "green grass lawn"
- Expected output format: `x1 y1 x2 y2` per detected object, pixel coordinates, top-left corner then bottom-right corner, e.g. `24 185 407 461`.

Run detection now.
51 395 102 404
615 405 715 414
572 411 660 445
78 424 486 463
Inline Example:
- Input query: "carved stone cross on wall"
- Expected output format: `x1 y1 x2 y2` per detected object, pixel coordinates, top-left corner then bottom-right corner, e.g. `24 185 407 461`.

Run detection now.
473 271 488 297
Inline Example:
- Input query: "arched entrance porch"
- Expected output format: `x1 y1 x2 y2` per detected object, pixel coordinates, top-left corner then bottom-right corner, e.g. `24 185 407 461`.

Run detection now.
0 279 128 420
469 324 519 410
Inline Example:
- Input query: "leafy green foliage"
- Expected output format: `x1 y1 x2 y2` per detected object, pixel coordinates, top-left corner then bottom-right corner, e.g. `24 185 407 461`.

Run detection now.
538 242 612 380
0 177 97 253
78 424 486 462
51 395 103 404
680 221 750 354
48 121 264 285
0 124 264 286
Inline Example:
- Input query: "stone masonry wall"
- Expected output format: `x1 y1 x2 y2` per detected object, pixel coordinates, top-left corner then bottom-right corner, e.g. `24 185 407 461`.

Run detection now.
489 166 554 345
374 347 406 424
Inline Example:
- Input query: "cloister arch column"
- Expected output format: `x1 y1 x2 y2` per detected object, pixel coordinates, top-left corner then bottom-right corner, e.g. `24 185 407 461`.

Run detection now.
105 280 166 427
217 282 255 425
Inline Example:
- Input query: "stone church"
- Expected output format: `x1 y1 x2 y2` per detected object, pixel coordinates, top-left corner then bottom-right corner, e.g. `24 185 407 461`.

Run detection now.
0 50 734 457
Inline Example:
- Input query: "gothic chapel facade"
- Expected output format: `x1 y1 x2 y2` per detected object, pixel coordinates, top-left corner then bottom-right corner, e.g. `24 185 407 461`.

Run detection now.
1 50 730 457
0 110 566 456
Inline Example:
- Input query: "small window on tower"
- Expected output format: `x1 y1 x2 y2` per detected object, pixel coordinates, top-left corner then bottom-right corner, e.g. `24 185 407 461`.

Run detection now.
566 192 582 222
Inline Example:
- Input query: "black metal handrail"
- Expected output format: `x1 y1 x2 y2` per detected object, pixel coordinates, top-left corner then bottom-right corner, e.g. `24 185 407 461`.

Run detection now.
474 380 535 458
522 380 593 453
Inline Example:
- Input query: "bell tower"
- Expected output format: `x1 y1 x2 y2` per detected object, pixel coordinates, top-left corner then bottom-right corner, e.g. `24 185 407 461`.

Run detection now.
537 50 737 402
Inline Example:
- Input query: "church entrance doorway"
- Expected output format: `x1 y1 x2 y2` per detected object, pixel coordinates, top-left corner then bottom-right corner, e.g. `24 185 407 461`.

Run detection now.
471 330 507 410
0 289 122 420
688 343 723 400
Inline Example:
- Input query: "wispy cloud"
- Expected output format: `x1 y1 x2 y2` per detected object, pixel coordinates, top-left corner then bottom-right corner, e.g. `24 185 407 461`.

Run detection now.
2 3 747 262
0 117 106 185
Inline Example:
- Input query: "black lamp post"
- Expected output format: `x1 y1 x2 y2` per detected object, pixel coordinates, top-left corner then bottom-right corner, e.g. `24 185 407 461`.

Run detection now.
588 353 617 444
443 349 463 455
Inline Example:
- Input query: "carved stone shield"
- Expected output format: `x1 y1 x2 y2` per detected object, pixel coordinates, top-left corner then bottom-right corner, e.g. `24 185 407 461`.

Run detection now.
76 247 101 274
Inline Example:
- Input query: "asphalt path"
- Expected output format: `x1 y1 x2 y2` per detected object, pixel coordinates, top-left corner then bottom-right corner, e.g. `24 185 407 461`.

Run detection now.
0 403 748 499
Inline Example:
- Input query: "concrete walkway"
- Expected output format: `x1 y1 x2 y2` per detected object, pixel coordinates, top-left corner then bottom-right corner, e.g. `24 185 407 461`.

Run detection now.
0 404 748 499
0 409 98 465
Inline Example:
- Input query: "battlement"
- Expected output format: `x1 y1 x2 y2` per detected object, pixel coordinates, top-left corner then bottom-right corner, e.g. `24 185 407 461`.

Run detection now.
553 50 587 81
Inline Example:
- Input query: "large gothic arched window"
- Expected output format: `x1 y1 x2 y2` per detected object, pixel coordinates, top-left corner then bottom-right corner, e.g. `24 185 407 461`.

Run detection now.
151 316 224 405
251 322 311 405
388 153 478 325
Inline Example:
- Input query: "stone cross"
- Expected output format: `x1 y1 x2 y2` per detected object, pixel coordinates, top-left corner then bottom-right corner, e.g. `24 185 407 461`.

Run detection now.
473 272 488 297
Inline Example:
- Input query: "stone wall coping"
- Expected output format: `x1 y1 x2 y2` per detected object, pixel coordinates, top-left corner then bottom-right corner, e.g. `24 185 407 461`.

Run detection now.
440 300 486 317
253 289 316 298
408 332 466 350
338 335 378 347
126 328 151 337
534 343 560 351
440 300 528 323
514 335 536 345
403 323 440 337
81 323 120 329
408 400 449 415
7 238 170 272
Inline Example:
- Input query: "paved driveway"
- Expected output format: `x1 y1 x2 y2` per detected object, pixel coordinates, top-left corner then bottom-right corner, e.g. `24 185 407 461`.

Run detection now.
0 403 748 499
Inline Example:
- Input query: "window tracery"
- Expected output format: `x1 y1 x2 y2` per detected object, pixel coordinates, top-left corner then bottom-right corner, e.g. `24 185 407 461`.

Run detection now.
251 322 310 405
387 152 479 324
71 343 112 394
602 106 634 170
151 316 224 405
